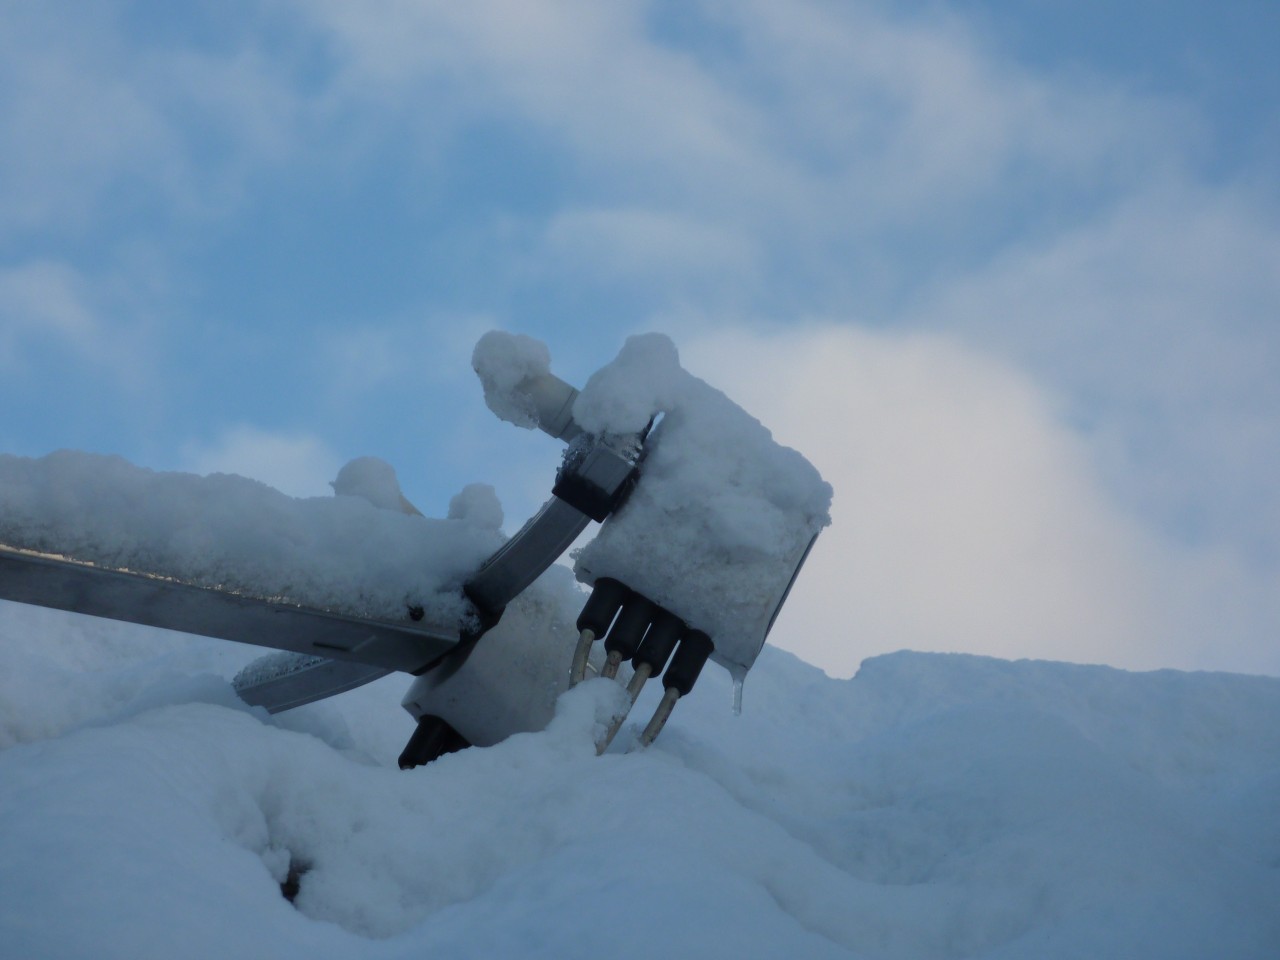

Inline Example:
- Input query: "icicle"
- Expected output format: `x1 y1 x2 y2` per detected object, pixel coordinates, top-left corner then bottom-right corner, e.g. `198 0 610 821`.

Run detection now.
729 664 747 716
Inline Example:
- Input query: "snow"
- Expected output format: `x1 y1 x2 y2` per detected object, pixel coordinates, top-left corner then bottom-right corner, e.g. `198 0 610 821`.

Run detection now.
1 603 1277 959
0 451 501 627
447 482 504 531
232 651 330 690
331 456 421 515
1 332 1276 957
572 334 832 677
471 330 554 430
572 330 685 435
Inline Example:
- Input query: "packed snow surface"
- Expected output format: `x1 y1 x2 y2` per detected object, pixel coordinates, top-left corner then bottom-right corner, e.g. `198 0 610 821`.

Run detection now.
1 599 1277 959
0 451 501 626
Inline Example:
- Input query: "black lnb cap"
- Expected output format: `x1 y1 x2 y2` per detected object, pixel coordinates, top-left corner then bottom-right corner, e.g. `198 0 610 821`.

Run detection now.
662 630 714 697
633 609 684 677
577 578 628 636
604 592 657 660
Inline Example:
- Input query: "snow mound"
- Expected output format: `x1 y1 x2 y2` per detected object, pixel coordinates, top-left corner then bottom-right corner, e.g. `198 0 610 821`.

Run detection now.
2 603 1277 959
331 456 421 515
447 483 504 531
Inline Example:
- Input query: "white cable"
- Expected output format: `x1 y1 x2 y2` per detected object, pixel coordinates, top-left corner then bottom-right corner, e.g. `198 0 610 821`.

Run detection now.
569 629 595 687
594 663 655 755
639 687 681 747
600 649 624 681
625 662 652 702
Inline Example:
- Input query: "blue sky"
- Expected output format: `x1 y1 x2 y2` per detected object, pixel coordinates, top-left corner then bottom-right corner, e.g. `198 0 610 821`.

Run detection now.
2 0 1277 677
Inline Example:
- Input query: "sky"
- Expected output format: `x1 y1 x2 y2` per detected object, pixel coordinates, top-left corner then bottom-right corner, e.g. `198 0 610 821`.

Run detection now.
1 0 1277 678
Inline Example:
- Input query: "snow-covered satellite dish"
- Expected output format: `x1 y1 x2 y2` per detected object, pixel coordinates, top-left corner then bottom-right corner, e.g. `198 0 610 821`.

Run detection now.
0 333 831 765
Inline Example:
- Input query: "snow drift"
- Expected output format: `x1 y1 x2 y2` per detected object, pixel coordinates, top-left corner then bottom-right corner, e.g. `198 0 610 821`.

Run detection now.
1 597 1277 959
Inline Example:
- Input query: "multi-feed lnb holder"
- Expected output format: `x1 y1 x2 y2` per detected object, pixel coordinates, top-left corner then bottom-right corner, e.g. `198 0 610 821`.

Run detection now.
0 353 819 768
395 365 818 766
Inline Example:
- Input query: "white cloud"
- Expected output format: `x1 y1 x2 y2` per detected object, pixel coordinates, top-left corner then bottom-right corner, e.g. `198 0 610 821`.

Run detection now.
0 4 306 234
280 0 1203 326
910 178 1280 565
543 207 758 285
180 425 343 499
0 259 161 388
314 312 499 404
300 0 768 192
0 10 172 232
0 261 99 363
682 325 1279 678
707 0 1173 209
0 1 1203 284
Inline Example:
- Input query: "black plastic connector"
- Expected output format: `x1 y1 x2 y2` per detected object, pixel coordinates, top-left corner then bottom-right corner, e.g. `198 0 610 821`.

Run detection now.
663 630 714 696
604 592 657 661
398 715 470 769
552 435 640 522
633 610 684 678
577 577 628 636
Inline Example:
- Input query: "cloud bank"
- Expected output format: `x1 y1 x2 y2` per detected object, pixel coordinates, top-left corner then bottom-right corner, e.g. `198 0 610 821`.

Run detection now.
0 1 1275 677
685 326 1280 678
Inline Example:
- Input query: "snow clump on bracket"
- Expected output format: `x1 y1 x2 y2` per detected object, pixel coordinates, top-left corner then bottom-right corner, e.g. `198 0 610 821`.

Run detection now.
447 483 504 531
0 452 502 626
471 330 554 430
